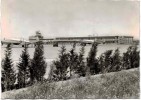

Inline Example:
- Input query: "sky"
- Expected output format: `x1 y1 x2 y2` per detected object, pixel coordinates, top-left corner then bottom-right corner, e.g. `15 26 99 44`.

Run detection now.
1 0 140 39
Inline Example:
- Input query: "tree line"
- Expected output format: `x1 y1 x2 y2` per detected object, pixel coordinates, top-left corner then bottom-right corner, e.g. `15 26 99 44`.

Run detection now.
1 41 46 92
50 42 139 81
1 41 139 92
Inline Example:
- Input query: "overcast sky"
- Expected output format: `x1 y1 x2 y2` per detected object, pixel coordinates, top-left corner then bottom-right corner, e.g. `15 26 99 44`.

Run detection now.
1 0 140 39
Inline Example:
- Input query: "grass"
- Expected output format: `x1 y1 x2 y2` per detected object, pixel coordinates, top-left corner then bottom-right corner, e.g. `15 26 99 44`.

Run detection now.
2 68 140 99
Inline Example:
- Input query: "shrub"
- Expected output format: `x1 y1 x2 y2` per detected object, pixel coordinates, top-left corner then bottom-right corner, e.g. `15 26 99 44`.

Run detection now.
99 50 113 73
52 45 70 81
68 43 79 78
76 45 86 77
123 46 139 69
87 42 99 75
110 48 122 72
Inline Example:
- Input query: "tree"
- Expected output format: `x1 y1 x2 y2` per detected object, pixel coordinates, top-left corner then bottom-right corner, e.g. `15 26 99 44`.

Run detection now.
98 53 105 74
52 45 69 81
17 44 30 88
30 41 47 83
111 48 121 72
1 59 5 92
68 43 78 78
123 46 139 69
2 44 16 91
87 42 99 75
1 71 5 92
122 46 132 69
76 45 86 77
103 50 113 73
131 46 139 68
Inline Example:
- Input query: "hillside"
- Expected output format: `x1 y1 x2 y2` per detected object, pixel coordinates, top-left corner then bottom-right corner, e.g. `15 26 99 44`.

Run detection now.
2 68 139 99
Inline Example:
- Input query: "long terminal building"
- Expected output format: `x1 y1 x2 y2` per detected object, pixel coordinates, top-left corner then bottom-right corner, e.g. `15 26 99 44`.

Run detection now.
29 35 134 44
55 36 133 44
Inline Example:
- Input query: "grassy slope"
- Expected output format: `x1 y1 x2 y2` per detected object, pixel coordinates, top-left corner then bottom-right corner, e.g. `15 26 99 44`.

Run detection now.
2 68 140 99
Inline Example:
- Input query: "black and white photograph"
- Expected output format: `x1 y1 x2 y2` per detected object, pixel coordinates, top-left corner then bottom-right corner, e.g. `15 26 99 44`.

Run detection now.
1 0 140 99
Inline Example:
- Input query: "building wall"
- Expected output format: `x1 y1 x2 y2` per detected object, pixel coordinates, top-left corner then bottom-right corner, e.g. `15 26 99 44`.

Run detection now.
118 36 133 44
29 35 133 44
55 36 133 44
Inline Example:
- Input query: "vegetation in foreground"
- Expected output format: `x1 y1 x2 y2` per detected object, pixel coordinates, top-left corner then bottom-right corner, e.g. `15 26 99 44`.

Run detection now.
1 32 139 99
2 68 139 99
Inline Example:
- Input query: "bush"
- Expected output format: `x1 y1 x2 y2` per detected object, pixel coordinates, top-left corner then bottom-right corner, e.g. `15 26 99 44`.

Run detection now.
110 48 122 72
52 45 70 81
76 45 86 77
87 42 99 75
68 44 79 78
98 50 113 73
123 46 139 69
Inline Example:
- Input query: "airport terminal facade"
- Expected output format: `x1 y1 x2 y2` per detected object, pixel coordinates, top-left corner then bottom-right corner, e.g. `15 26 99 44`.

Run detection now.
55 36 133 44
29 35 133 44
